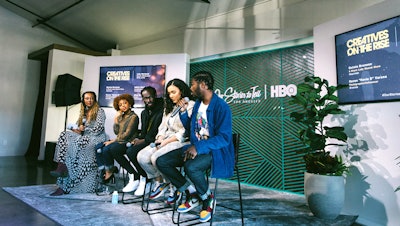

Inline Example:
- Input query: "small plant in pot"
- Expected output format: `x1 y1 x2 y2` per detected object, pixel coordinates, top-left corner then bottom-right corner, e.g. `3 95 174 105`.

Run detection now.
289 75 350 219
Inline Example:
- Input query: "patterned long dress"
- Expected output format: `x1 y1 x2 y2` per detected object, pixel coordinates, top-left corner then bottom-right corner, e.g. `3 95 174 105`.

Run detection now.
54 108 107 193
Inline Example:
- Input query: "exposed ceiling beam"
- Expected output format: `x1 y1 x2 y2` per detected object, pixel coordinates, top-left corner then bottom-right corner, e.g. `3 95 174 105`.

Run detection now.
5 0 96 51
33 0 85 28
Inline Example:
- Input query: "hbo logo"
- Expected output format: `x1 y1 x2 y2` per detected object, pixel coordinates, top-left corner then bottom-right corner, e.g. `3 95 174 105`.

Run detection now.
270 84 297 98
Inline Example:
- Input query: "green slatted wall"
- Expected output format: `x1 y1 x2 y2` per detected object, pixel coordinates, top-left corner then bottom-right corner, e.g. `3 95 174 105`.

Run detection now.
190 44 314 193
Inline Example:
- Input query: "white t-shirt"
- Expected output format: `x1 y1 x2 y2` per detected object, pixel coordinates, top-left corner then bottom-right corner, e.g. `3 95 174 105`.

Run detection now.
195 102 209 140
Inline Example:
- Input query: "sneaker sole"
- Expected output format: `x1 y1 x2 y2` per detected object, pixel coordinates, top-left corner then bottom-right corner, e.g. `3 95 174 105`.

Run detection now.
134 183 151 196
122 186 139 193
134 189 145 196
149 190 164 199
177 201 199 213
149 183 170 199
199 199 216 223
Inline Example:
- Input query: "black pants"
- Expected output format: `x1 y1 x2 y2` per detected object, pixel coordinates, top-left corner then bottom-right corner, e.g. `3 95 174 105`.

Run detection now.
109 142 148 180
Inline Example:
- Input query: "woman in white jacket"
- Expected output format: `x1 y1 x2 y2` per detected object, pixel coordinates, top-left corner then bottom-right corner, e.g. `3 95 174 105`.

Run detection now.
136 78 194 204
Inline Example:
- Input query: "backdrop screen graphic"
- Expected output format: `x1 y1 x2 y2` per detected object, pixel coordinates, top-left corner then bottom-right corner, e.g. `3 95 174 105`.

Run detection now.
99 65 165 107
191 44 314 194
335 15 400 104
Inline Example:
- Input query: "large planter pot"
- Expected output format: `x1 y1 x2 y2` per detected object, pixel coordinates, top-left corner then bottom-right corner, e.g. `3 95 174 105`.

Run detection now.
304 171 345 219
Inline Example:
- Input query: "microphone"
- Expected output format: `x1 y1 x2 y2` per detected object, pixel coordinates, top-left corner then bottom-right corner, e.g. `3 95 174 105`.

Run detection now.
171 97 189 117
96 142 105 153
150 142 161 148
126 142 132 148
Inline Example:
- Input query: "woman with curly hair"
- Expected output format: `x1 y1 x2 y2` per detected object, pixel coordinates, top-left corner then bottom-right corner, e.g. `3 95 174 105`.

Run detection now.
96 93 139 183
50 91 107 196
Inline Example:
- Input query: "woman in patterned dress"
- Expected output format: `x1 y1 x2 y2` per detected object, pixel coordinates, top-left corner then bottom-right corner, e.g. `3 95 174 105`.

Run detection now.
50 91 107 196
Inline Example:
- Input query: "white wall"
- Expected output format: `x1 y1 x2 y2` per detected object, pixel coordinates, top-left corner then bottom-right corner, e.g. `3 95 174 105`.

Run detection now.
82 53 190 138
0 6 79 156
314 0 400 225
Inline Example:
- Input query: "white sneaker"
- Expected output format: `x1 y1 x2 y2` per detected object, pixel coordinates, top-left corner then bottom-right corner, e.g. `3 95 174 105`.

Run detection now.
145 182 151 194
166 186 181 205
122 179 139 193
134 176 148 196
151 181 160 193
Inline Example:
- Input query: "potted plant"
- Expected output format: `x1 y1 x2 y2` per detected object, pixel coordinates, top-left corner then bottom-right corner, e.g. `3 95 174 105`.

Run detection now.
289 75 349 219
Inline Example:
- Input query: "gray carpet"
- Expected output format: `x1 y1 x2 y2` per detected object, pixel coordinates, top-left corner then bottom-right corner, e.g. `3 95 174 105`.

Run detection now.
2 179 357 226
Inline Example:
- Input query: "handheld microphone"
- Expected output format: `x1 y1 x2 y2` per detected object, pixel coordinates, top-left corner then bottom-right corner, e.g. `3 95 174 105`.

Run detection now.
96 142 105 153
150 142 161 148
126 142 132 148
171 97 189 117
67 123 78 130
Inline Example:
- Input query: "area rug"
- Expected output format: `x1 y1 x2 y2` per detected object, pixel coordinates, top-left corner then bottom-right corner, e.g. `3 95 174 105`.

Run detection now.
2 184 170 226
2 181 357 226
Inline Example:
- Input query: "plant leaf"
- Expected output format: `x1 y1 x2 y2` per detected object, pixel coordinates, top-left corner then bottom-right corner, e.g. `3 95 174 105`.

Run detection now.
289 75 349 175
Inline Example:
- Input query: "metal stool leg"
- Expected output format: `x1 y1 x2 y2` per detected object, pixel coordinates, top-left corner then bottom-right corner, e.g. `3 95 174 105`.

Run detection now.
236 167 244 225
142 180 175 215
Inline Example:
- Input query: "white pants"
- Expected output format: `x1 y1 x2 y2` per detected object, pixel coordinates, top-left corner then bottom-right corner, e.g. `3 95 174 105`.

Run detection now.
137 141 188 179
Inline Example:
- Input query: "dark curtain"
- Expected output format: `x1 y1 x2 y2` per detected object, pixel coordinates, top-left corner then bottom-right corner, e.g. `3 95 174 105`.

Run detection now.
25 57 48 160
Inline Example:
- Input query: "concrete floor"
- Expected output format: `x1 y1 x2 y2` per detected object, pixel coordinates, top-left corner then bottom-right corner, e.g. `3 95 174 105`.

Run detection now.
0 156 60 226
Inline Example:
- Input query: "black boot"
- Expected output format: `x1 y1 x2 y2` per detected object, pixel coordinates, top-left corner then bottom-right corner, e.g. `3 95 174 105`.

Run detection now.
50 162 68 177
